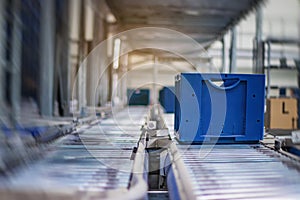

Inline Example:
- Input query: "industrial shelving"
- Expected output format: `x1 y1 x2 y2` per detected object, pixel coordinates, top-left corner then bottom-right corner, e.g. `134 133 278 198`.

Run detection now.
263 37 300 98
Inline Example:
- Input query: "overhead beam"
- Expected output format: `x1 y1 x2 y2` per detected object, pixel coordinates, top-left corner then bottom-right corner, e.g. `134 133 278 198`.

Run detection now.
121 17 231 28
106 4 244 18
117 24 223 34
124 37 216 44
128 50 211 63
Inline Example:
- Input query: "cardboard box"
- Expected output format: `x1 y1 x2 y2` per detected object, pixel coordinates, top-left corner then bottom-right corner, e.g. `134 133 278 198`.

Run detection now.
266 98 298 130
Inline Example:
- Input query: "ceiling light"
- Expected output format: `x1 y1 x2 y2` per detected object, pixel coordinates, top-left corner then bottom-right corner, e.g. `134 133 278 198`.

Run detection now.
113 38 121 69
184 10 199 16
106 13 116 23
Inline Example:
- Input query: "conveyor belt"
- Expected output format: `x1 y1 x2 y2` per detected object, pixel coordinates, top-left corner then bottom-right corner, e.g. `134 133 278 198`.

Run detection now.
0 107 148 200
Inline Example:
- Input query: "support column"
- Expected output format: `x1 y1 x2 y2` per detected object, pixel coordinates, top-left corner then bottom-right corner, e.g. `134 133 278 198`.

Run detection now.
253 5 264 74
87 10 102 107
58 0 71 116
221 38 226 72
111 38 121 106
121 54 128 105
39 0 55 116
266 42 271 98
78 0 87 114
111 65 118 106
0 0 6 122
54 0 70 116
152 57 158 105
69 0 80 111
98 19 109 106
229 27 237 73
10 0 22 125
298 0 300 86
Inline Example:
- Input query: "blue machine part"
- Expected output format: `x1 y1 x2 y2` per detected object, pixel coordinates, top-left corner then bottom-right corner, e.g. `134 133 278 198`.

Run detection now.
0 125 64 143
24 126 48 137
1 126 47 136
287 146 300 157
175 73 265 143
159 86 175 113
127 89 150 105
167 167 181 200
1 126 30 137
279 87 286 96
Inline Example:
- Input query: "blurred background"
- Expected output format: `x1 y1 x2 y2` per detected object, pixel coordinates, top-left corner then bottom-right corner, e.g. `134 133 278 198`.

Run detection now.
0 0 300 199
0 0 299 122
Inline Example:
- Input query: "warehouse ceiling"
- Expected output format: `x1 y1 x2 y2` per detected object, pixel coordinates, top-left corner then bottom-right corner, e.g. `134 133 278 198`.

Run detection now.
106 0 264 48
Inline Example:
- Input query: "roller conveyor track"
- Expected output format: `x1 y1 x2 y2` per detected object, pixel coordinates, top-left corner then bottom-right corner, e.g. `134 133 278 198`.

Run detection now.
161 113 300 200
177 145 300 200
1 108 300 200
0 107 148 200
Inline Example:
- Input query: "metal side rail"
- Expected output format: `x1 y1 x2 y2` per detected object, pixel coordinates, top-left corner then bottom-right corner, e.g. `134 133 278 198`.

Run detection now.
167 143 300 200
0 107 149 200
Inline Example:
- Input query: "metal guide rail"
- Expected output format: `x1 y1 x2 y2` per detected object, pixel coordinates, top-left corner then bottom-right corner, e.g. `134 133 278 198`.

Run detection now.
0 107 149 200
162 113 300 200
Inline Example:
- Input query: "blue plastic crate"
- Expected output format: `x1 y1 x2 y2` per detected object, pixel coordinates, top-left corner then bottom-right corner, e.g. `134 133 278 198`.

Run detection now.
175 73 265 143
127 89 150 105
159 86 175 113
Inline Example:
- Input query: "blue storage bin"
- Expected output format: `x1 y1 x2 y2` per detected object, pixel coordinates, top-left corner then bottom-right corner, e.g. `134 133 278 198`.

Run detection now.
175 73 265 143
159 86 175 113
127 89 150 105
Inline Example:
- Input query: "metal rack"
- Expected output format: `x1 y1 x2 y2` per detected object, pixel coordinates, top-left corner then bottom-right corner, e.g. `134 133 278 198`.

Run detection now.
263 38 300 98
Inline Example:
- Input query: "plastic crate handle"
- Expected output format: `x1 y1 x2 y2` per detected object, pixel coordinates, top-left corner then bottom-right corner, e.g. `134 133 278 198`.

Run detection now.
207 78 241 90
